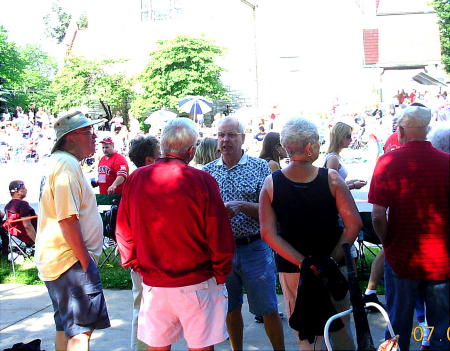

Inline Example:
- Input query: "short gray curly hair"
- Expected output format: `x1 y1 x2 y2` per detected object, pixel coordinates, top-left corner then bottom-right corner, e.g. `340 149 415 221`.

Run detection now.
281 118 319 157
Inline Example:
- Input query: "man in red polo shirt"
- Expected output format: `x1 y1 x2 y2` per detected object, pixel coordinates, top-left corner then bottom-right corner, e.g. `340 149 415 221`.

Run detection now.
369 105 449 351
97 137 129 194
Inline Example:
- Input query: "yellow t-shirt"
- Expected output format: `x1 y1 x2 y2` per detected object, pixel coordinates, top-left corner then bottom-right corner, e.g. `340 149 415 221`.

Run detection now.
35 151 103 281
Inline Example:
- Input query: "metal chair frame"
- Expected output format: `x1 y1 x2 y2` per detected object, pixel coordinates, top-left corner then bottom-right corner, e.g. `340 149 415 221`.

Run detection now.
96 194 121 268
324 302 395 351
2 215 37 277
99 237 120 268
357 212 383 275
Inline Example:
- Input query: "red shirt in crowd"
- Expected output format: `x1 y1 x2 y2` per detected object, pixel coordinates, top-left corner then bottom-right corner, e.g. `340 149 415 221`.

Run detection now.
383 132 402 153
369 141 450 280
98 152 129 194
115 159 235 287
4 199 36 246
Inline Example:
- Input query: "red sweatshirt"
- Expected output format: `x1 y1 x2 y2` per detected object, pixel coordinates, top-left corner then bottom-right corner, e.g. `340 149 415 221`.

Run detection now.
115 159 235 287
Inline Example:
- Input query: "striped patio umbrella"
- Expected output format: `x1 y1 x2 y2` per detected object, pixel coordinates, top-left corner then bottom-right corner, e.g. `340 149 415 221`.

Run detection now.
144 109 177 124
178 96 213 121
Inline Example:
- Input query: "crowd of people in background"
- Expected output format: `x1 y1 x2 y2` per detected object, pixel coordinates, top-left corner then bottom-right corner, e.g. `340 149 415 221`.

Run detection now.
1 88 448 167
0 89 449 351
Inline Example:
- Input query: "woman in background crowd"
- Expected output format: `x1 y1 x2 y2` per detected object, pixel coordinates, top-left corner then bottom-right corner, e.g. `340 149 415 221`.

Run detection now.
325 122 366 190
259 132 288 172
193 137 219 168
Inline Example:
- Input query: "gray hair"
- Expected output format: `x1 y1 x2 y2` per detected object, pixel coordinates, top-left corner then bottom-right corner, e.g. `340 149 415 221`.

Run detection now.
281 117 319 157
217 116 245 133
398 106 431 128
429 126 450 153
160 118 198 155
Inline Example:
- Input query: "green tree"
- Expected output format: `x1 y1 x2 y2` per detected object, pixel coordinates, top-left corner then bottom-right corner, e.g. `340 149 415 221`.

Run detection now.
0 26 26 107
11 45 58 110
0 27 56 110
434 0 450 74
77 12 88 30
50 56 133 116
43 1 72 44
131 36 229 119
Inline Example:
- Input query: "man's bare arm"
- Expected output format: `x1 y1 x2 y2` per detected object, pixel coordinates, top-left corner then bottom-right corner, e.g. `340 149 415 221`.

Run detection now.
372 204 388 243
22 219 36 242
59 215 91 271
107 175 126 194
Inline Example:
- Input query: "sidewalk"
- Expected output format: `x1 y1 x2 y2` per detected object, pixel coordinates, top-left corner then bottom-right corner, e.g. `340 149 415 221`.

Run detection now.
0 284 412 351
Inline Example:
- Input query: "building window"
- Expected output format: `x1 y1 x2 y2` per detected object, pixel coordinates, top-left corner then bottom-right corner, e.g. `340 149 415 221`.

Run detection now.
141 0 184 23
141 0 150 22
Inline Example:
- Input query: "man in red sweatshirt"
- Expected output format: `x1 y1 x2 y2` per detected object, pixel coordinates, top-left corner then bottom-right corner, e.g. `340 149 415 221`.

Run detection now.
115 118 234 351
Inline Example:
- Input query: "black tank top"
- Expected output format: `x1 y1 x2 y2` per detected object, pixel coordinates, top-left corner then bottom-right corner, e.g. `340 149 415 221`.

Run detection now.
272 167 342 272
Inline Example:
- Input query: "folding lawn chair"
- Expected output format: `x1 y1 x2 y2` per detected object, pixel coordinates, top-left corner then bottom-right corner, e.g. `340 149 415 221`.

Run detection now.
357 211 383 274
2 214 37 277
96 194 121 268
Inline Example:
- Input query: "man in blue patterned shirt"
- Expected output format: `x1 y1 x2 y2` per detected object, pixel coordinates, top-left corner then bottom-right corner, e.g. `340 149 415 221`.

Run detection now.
204 116 285 350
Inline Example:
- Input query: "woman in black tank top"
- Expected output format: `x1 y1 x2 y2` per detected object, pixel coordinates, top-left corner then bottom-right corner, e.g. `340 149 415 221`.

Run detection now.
259 118 362 349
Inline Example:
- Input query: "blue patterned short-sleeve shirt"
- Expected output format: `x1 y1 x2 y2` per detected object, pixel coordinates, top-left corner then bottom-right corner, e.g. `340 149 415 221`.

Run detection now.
203 153 271 239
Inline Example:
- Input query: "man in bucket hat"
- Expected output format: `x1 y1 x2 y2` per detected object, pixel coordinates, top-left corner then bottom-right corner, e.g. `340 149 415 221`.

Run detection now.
35 111 110 351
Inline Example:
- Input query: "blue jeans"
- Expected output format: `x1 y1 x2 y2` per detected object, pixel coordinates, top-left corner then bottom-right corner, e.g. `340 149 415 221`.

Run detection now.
415 291 425 324
384 261 449 351
226 239 278 316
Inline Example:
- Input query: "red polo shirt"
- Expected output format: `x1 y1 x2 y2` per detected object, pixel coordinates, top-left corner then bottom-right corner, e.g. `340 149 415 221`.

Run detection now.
369 141 450 280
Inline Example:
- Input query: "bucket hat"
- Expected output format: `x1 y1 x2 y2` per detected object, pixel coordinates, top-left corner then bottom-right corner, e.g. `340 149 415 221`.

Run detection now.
51 111 105 153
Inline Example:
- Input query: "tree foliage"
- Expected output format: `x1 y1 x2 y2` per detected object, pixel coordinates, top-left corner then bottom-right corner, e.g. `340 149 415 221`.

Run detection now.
10 45 58 110
0 27 25 90
77 12 88 30
434 0 450 74
51 56 133 115
0 27 57 110
43 1 72 44
131 36 229 119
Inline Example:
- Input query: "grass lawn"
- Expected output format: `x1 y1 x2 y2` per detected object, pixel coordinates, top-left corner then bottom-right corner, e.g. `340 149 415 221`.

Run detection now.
0 248 131 289
357 246 384 295
0 247 383 295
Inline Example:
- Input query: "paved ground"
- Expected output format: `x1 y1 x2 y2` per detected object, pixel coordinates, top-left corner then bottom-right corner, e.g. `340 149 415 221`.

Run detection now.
0 283 421 351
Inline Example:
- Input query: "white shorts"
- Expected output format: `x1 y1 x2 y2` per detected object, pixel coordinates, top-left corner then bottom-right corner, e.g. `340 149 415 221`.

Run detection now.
138 277 228 348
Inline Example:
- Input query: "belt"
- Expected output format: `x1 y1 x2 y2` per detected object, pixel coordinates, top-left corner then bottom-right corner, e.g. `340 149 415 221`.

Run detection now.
235 235 261 245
